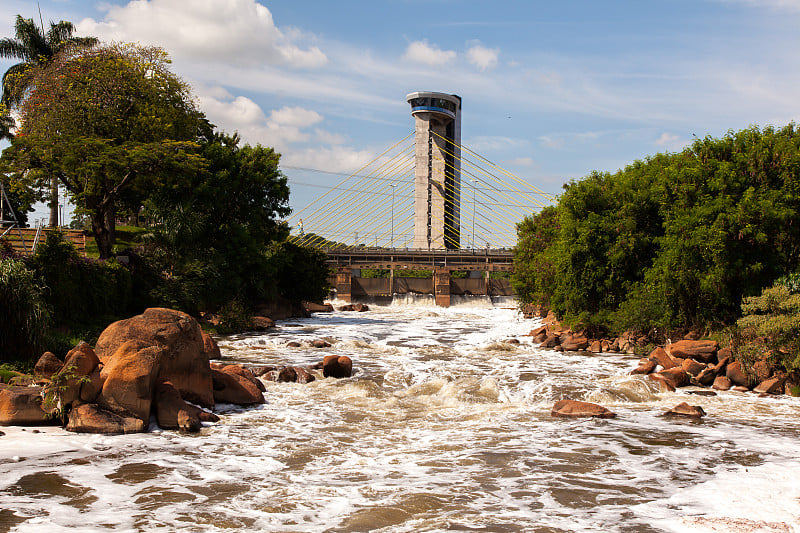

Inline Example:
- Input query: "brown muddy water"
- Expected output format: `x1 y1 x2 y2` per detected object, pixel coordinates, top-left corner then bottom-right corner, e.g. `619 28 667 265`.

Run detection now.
1 297 799 532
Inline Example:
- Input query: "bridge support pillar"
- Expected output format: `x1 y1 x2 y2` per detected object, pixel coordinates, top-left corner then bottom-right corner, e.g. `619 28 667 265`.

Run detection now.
336 267 352 302
434 268 451 308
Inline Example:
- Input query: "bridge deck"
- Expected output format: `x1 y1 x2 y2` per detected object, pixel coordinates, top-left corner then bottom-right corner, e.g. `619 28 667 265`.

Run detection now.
324 247 514 272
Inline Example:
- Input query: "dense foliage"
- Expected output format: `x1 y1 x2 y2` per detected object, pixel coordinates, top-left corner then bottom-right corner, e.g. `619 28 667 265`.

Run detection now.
140 133 329 313
0 257 49 362
28 231 134 326
513 124 800 334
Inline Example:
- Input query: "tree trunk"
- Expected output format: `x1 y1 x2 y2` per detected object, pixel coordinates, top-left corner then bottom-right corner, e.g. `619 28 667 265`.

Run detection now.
91 208 113 260
48 175 59 227
105 206 116 247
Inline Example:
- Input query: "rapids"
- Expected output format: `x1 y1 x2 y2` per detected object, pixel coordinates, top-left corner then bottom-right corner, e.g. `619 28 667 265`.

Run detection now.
1 298 799 532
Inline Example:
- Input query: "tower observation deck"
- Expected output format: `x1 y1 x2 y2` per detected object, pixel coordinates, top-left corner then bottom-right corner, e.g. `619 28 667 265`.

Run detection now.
406 91 461 249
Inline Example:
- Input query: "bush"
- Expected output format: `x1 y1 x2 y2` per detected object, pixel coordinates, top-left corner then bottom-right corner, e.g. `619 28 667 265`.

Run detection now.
736 283 800 371
0 258 50 362
28 231 134 326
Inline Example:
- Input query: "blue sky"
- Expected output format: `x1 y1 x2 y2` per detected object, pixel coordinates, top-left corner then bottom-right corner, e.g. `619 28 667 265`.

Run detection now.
2 0 800 226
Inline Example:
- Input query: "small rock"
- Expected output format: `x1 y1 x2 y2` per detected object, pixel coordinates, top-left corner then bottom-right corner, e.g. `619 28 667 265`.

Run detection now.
648 373 676 392
726 361 751 388
322 355 352 378
286 341 302 348
540 334 560 349
712 376 732 390
34 352 63 379
649 347 678 370
682 358 706 377
686 390 717 396
551 399 616 419
732 385 750 392
663 402 706 418
754 376 785 395
310 339 331 348
251 316 275 331
630 359 656 375
504 338 520 345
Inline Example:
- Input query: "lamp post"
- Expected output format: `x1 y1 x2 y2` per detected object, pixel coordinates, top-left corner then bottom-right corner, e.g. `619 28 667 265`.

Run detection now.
390 184 396 249
472 179 478 249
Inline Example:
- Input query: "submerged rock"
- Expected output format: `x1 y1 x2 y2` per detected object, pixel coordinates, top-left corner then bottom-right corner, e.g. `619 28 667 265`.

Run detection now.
551 399 616 419
663 402 706 418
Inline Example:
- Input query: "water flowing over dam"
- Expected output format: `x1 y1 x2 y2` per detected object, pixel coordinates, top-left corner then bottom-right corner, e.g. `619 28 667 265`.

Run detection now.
1 297 799 532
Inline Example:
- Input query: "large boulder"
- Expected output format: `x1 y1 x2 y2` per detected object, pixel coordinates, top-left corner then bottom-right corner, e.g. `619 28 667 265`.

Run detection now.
211 369 264 405
696 366 718 386
304 301 334 313
0 386 48 425
551 399 616 419
667 340 719 364
99 341 163 423
66 403 145 434
539 334 560 349
95 308 214 407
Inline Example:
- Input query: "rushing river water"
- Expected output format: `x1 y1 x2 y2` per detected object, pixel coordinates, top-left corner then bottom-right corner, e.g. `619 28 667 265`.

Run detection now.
1 298 799 532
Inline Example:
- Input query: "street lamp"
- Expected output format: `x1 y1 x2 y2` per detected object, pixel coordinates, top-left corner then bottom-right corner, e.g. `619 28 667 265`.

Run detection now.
390 184 396 249
472 179 478 249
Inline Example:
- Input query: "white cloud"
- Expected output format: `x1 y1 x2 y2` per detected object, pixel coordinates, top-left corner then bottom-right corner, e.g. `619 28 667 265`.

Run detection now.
403 40 457 66
466 42 499 71
269 106 323 128
283 146 376 174
77 0 327 68
654 132 688 151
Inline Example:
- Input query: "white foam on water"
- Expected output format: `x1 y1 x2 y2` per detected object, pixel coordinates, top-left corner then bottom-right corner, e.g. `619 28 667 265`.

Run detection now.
2 302 800 532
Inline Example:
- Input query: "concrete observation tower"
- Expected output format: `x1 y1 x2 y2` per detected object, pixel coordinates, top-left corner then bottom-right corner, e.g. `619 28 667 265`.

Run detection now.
406 91 462 249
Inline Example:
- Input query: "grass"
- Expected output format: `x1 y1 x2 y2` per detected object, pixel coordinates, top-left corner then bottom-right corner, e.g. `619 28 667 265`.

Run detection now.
84 225 149 258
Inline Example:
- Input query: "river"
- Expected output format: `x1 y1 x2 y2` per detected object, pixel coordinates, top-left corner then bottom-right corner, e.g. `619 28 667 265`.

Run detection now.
1 298 799 532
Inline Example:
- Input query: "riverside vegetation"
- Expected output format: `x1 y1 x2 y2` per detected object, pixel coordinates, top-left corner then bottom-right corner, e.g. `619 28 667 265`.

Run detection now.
513 124 800 392
0 23 330 371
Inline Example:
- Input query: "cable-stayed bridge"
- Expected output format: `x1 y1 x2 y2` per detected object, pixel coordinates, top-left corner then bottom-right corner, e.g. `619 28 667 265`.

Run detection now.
286 92 555 306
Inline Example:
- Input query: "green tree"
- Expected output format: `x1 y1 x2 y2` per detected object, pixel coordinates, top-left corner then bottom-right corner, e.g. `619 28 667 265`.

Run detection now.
0 14 97 224
514 124 800 333
1 44 206 259
142 132 294 311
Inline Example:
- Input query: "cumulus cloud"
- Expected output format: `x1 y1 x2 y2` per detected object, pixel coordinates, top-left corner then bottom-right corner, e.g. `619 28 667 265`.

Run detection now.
283 146 376 173
77 0 327 68
403 40 457 66
196 89 325 149
466 42 499 71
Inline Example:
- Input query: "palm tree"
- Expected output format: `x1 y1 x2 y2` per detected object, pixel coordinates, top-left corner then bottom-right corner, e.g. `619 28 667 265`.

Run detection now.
0 14 97 226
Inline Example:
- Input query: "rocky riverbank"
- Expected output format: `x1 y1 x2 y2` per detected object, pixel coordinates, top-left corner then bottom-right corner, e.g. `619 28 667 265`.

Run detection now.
525 313 800 398
0 307 352 434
